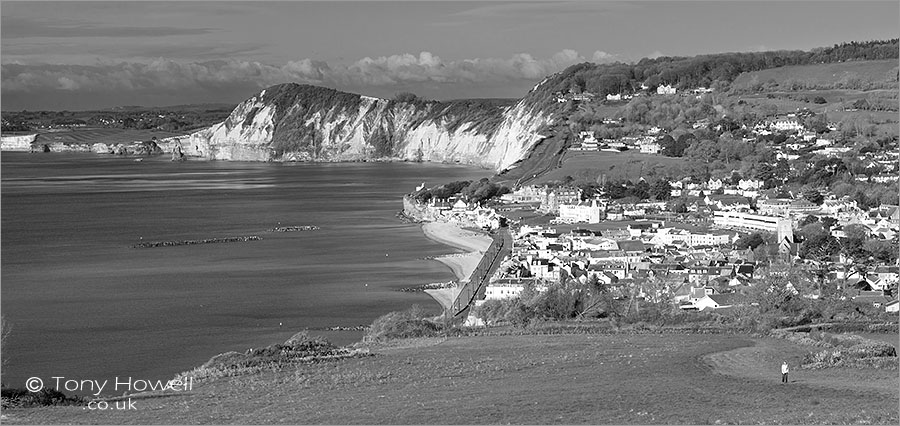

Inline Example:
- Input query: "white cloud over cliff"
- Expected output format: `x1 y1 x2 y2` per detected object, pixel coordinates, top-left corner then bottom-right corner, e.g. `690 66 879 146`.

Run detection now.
1 49 624 109
1 49 611 93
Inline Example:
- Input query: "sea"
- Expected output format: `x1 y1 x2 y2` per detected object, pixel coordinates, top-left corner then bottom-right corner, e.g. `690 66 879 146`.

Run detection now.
0 152 489 394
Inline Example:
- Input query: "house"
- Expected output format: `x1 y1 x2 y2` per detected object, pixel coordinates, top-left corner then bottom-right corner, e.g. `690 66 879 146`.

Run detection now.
606 93 622 101
571 92 596 102
694 293 739 311
571 236 618 251
500 185 545 203
657 84 677 95
617 240 647 256
885 300 900 313
820 198 858 215
874 266 899 284
452 199 469 213
539 187 582 213
640 141 661 154
738 178 763 191
671 283 693 303
558 199 603 224
705 194 751 211
772 118 803 132
586 262 629 279
484 282 526 300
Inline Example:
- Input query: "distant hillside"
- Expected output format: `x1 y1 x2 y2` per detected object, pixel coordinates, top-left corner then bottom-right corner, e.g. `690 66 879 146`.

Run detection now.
520 39 899 109
731 59 899 91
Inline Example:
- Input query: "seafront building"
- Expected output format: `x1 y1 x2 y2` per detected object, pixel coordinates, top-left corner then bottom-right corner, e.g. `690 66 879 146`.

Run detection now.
558 199 603 224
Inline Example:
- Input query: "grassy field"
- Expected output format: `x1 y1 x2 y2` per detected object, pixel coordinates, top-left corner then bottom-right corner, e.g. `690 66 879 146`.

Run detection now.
30 128 189 146
732 59 898 90
533 150 692 184
5 332 897 424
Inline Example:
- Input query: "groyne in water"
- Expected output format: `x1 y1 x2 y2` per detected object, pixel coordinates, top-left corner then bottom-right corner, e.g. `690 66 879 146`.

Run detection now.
132 236 262 248
269 225 320 232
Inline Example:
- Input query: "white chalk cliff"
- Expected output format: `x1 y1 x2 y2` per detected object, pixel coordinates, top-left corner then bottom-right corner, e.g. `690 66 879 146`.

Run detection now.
164 83 555 171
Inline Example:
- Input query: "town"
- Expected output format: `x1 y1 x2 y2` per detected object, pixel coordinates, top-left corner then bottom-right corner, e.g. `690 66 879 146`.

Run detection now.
406 85 899 323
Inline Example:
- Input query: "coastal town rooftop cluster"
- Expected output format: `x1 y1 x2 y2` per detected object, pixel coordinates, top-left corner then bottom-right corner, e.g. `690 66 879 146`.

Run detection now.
411 175 900 314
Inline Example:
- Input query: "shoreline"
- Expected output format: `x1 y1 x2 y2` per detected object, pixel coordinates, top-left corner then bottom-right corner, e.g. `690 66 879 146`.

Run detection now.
419 221 493 311
420 221 492 282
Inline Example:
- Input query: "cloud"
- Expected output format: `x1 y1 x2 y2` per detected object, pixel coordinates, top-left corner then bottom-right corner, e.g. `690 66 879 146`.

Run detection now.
646 51 666 59
56 76 80 90
1 49 610 109
2 50 591 96
591 51 618 63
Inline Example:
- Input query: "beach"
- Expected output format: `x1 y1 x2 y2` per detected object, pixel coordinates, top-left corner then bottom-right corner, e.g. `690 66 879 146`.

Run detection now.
420 222 492 310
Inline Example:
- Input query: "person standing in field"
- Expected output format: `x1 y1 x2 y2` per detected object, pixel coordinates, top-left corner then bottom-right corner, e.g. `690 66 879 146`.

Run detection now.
781 361 789 383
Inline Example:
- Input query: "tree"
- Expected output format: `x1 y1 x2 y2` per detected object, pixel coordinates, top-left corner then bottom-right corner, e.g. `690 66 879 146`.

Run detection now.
801 188 824 205
798 215 819 228
736 232 766 250
684 139 720 164
650 179 672 201
864 239 899 264
799 232 841 262
753 163 775 185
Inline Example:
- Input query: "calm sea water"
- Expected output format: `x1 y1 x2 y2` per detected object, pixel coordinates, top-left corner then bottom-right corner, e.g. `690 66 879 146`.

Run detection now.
1 152 488 393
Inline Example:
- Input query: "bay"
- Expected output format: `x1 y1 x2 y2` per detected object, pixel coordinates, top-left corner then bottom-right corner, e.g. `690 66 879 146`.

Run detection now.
0 152 488 393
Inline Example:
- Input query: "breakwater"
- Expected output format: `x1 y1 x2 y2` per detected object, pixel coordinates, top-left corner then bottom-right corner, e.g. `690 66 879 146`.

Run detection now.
132 236 262 248
269 225 320 232
399 281 457 292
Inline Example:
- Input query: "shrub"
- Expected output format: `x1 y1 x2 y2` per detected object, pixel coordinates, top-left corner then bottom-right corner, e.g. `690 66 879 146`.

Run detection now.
530 285 582 321
364 305 443 342
177 331 365 383
472 299 510 325
1 387 84 408
800 332 898 370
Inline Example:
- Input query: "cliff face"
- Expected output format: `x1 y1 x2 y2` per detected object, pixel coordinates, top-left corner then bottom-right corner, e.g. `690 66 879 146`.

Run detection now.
165 83 555 171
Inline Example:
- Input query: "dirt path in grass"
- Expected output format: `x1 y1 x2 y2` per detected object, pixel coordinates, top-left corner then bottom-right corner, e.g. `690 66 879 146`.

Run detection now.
702 337 899 396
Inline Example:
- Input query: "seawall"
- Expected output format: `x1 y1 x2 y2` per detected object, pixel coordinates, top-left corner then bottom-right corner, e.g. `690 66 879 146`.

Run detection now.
1 134 37 151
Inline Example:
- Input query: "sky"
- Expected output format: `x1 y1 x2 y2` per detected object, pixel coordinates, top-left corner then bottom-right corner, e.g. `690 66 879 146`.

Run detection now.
2 1 898 111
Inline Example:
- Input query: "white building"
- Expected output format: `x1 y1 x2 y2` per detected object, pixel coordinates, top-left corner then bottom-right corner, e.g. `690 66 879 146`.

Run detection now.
558 199 603 224
640 141 661 154
657 84 677 95
738 178 763 191
500 185 544 203
650 228 733 247
772 119 803 132
484 282 526 300
713 211 791 234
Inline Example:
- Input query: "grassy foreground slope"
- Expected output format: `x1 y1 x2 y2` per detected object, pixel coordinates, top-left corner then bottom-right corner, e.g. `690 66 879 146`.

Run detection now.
5 333 897 424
